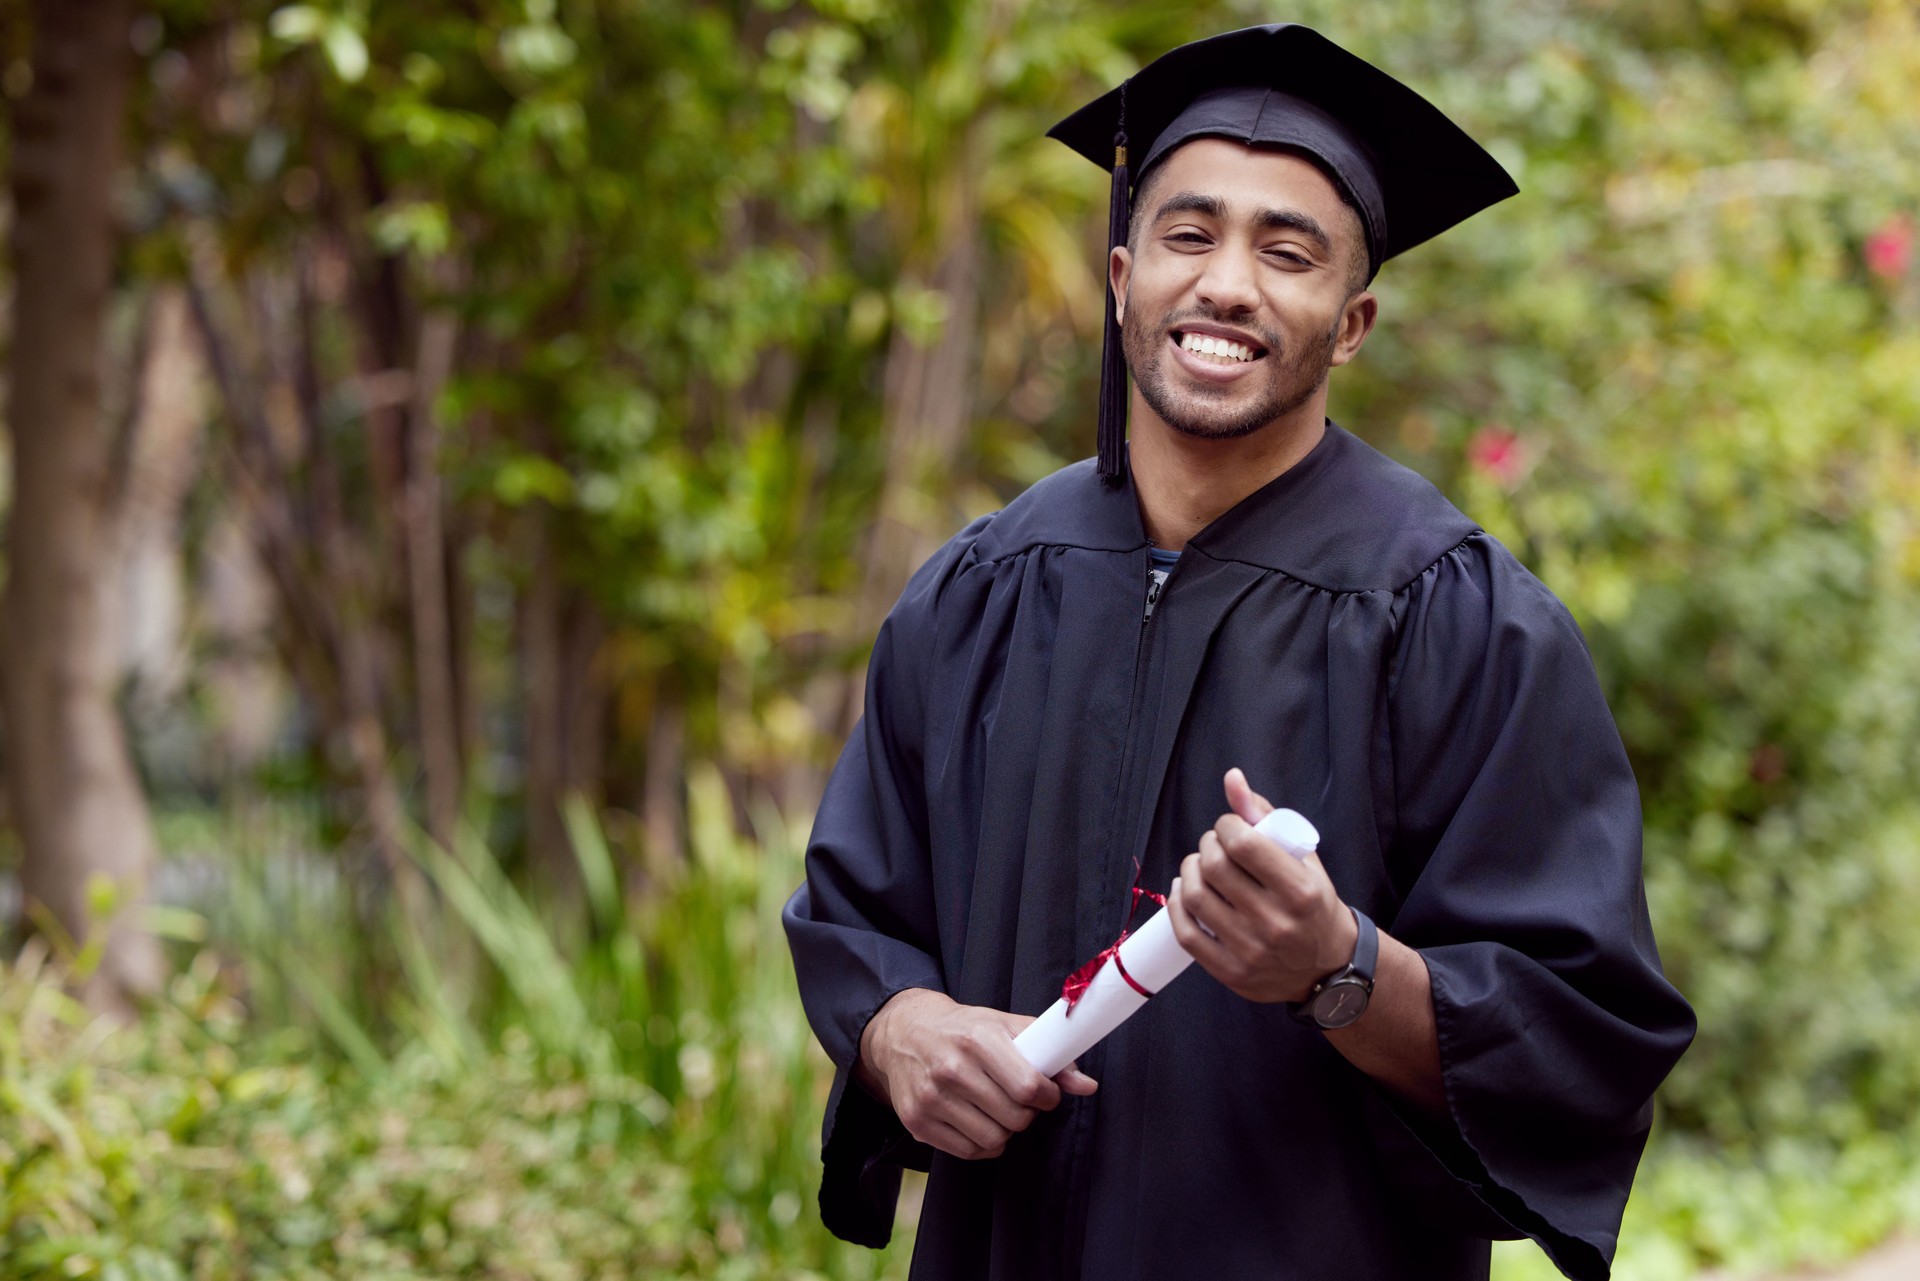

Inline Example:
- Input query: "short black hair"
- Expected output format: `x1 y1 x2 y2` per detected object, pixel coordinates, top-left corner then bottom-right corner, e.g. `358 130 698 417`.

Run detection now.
1125 150 1371 297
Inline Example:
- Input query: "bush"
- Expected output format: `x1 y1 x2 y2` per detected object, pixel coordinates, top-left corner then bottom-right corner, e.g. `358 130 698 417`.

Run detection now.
1 772 914 1280
1 947 700 1279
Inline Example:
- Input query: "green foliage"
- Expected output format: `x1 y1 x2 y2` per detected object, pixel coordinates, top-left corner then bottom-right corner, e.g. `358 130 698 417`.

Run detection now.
2 948 702 1279
141 0 1221 778
2 781 915 1279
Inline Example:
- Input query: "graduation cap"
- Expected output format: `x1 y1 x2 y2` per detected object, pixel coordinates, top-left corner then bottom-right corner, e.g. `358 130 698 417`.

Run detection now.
1047 24 1519 483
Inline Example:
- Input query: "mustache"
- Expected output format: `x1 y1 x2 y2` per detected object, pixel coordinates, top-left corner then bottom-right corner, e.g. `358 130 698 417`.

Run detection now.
1154 307 1283 355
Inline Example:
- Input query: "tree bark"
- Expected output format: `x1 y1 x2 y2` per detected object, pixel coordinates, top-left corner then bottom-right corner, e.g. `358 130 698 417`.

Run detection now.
520 514 566 887
519 511 606 900
1 0 166 1012
642 692 685 874
406 305 461 848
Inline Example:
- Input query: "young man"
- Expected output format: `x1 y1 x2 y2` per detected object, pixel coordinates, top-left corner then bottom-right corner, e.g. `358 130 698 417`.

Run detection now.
785 25 1694 1281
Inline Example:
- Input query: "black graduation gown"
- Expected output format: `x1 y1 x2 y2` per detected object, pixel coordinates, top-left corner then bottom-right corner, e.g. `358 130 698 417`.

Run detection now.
783 423 1696 1281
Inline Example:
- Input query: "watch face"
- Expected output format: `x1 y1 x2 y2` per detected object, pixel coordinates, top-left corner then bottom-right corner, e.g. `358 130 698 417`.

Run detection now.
1312 979 1370 1029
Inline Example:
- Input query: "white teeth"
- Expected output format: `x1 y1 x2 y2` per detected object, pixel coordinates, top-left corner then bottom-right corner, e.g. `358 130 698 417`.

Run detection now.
1180 332 1255 362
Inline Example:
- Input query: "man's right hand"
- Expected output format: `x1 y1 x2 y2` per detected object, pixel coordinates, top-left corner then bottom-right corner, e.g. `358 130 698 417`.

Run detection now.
855 988 1099 1160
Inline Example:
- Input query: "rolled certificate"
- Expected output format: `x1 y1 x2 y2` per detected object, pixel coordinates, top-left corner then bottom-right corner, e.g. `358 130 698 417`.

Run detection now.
1013 807 1320 1077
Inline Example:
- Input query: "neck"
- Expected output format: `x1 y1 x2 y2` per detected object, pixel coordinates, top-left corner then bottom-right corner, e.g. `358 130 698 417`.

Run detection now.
1127 389 1328 551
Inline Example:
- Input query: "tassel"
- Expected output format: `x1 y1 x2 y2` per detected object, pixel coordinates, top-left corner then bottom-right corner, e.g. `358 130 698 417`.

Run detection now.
1096 87 1131 485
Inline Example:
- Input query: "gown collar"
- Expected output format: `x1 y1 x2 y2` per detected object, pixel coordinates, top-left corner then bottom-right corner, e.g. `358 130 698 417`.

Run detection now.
975 421 1478 594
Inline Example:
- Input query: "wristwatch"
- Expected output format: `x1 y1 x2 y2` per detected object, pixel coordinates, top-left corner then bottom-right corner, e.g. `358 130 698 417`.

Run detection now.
1289 906 1377 1030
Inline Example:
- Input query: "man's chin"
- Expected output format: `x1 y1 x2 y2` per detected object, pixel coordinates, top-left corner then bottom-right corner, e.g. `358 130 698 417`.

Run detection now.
1149 364 1332 441
1149 386 1281 441
1162 414 1272 442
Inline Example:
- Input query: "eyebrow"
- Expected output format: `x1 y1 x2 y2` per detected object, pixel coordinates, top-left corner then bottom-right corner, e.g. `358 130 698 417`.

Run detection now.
1150 190 1333 255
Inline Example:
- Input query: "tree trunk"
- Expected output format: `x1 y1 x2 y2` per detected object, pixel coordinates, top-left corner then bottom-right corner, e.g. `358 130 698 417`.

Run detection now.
521 514 573 895
642 692 685 874
519 511 605 900
844 154 985 732
1 0 166 1012
406 306 461 848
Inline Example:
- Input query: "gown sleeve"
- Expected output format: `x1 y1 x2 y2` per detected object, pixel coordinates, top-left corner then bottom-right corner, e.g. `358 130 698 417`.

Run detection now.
781 518 991 1247
1382 534 1696 1281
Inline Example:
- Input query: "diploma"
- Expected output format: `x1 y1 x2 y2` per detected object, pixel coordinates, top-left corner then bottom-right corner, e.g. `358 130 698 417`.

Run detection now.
1013 807 1320 1077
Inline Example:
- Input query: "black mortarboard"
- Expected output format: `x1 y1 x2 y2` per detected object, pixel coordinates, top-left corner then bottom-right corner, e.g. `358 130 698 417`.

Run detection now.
1048 24 1519 483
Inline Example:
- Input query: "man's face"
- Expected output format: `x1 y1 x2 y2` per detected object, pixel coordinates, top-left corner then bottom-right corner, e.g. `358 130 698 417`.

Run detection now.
1112 138 1375 441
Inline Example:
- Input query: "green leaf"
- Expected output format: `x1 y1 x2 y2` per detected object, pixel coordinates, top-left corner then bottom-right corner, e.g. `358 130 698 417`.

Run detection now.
266 5 325 43
492 455 574 507
322 21 369 83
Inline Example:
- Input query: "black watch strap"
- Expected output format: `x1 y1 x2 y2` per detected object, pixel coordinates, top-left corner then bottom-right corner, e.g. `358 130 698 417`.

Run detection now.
1288 906 1377 1029
1348 905 1378 984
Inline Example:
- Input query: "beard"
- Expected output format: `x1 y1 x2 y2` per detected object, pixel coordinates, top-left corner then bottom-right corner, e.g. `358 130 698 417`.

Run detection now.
1121 297 1341 441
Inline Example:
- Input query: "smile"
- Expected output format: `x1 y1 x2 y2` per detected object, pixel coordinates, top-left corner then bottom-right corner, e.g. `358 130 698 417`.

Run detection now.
1173 330 1262 363
1168 329 1268 383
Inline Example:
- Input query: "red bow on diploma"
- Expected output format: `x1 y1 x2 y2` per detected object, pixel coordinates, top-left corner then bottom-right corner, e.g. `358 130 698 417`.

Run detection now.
1061 882 1168 1011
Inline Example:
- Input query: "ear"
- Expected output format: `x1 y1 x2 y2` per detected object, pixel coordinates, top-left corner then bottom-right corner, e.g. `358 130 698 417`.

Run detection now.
1329 289 1378 368
1109 244 1133 325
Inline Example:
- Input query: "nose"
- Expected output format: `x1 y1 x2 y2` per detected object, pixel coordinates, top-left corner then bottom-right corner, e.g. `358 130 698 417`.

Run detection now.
1194 241 1261 317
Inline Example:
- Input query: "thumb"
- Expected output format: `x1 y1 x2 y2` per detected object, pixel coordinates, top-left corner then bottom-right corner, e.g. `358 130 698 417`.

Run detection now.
1224 767 1274 824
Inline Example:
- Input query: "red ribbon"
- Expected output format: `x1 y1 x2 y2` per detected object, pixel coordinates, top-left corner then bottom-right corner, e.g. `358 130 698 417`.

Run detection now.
1061 882 1168 1012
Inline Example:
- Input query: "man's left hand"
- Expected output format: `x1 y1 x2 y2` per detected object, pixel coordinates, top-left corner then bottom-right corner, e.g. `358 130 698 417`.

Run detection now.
1167 767 1358 1004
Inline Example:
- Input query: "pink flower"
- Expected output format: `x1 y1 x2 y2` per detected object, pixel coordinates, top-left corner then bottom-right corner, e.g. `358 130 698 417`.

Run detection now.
1466 423 1529 488
1865 215 1913 280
